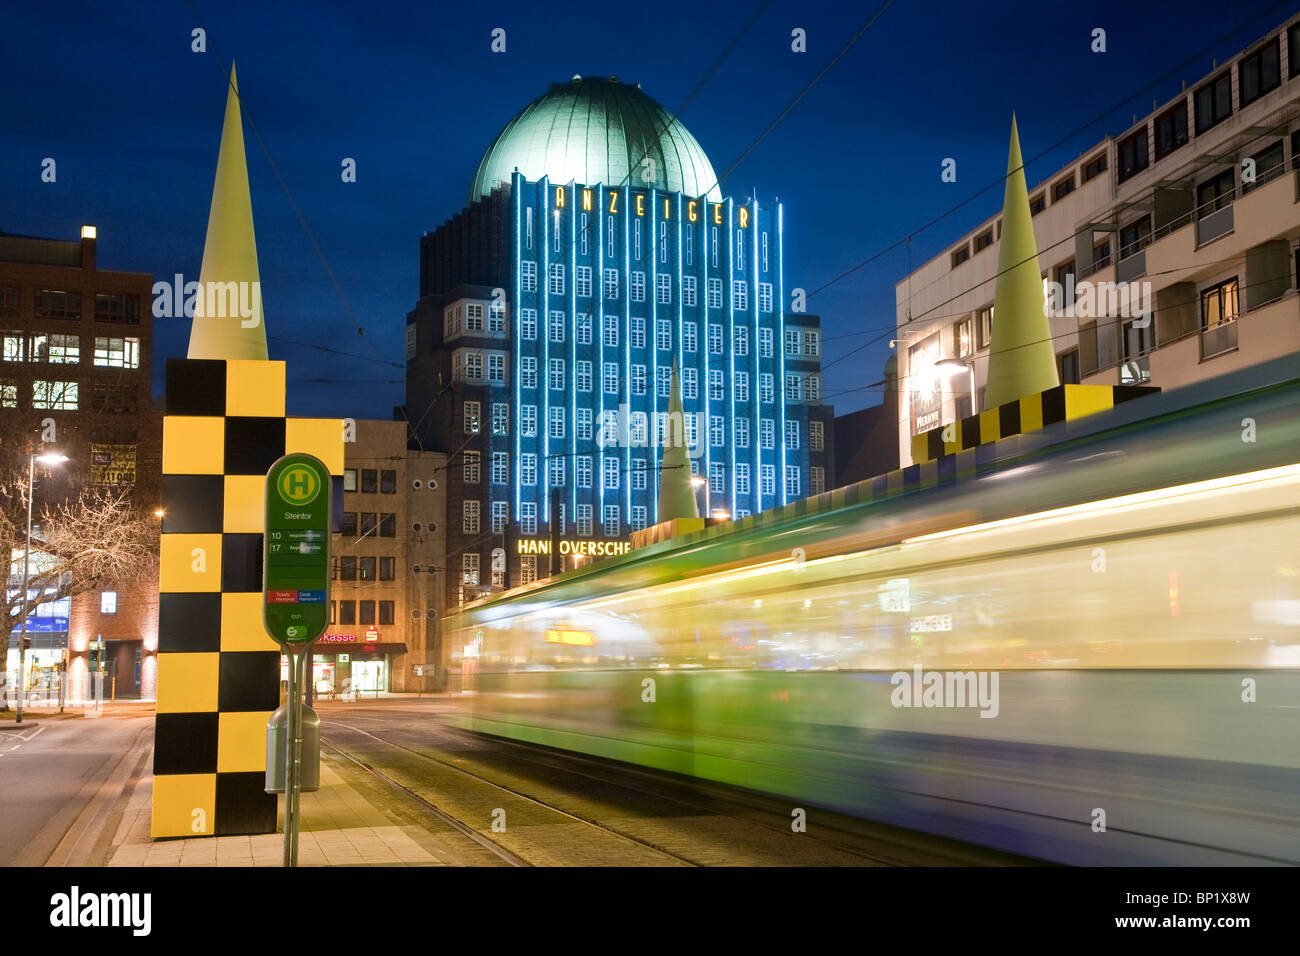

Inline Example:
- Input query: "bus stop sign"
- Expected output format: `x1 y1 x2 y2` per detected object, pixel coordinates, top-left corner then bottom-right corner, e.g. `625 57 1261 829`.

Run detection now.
263 453 331 646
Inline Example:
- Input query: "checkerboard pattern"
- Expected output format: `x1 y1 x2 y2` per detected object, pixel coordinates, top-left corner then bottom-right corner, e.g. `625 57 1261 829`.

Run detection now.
910 383 1160 465
152 358 343 839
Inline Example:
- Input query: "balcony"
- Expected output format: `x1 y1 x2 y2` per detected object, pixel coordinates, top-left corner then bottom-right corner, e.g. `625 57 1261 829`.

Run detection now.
1200 319 1238 360
1196 203 1234 246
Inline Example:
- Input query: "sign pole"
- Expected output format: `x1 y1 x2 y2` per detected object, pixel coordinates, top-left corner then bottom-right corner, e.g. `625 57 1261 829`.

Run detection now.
262 452 332 869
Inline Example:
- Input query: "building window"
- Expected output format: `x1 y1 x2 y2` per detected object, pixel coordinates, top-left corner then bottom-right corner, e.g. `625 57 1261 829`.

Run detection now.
94 292 138 324
759 328 773 358
656 273 671 304
343 468 357 492
602 505 619 538
463 451 481 484
36 289 81 320
492 403 508 435
1119 216 1152 259
489 302 505 333
520 502 537 536
338 601 356 625
520 554 538 584
93 336 140 368
810 420 824 451
684 322 697 353
1093 240 1111 270
1153 102 1188 161
1117 128 1149 183
0 287 17 316
656 366 670 398
2 331 24 362
803 330 820 357
338 557 357 581
733 371 748 403
974 230 994 253
549 406 565 439
1082 152 1108 183
733 326 749 356
735 418 750 447
603 269 618 299
519 405 536 437
683 275 697 307
811 467 825 495
359 556 376 581
707 278 722 309
521 453 537 485
706 415 721 448
708 324 722 354
655 319 671 351
785 374 802 402
1196 169 1235 219
462 553 480 587
807 375 821 403
379 557 395 580
954 316 974 357
576 456 592 488
951 245 970 268
603 456 619 489
464 400 481 433
492 501 508 534
379 513 395 537
1052 174 1075 202
683 367 698 400
1239 37 1280 109
603 362 618 395
1200 277 1239 359
732 280 748 310
786 420 800 449
759 282 773 312
519 309 539 342
550 457 565 487
630 505 648 531
631 364 646 396
734 463 750 496
1243 141 1284 194
576 407 592 440
576 312 591 344
704 461 720 494
708 368 723 400
631 271 646 302
549 311 565 343
1194 72 1232 134
488 353 504 383
521 260 537 293
378 601 394 626
576 265 593 297
380 469 396 493
1028 193 1046 216
785 466 800 497
549 358 565 390
490 452 508 485
464 303 484 332
576 359 593 392
549 263 565 295
576 504 593 536
759 373 774 405
760 464 775 497
31 333 79 364
520 357 537 390
0 380 14 408
32 380 77 410
604 314 620 347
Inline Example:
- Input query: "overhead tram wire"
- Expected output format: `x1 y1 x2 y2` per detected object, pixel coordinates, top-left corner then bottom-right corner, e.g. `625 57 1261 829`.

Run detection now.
802 0 1297 308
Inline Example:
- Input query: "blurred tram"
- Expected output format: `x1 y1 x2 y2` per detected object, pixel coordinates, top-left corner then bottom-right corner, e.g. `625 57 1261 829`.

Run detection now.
448 356 1300 865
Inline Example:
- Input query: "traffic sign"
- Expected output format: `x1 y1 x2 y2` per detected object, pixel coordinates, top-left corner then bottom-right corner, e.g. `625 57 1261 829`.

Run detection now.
263 454 332 646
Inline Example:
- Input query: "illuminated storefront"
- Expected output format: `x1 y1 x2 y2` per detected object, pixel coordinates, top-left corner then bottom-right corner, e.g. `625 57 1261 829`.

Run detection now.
279 628 408 698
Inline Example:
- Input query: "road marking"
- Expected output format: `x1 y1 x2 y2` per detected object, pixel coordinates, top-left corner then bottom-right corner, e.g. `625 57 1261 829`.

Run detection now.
0 725 45 742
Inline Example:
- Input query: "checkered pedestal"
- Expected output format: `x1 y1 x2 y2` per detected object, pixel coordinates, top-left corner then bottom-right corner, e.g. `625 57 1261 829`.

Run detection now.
152 358 342 839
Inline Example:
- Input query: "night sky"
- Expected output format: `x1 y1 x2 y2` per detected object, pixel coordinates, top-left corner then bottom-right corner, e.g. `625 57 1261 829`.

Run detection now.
2 0 1285 420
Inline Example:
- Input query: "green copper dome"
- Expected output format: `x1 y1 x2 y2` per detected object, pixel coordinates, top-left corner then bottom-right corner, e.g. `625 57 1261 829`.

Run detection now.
470 75 722 204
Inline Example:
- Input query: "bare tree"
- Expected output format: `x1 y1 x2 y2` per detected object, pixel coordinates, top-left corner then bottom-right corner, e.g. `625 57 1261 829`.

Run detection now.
0 469 157 710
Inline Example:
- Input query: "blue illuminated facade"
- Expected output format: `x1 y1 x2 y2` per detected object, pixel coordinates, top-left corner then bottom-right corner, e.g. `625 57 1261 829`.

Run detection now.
405 79 833 603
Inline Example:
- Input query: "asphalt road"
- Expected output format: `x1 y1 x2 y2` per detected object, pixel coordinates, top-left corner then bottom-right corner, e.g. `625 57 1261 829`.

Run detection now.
0 711 153 866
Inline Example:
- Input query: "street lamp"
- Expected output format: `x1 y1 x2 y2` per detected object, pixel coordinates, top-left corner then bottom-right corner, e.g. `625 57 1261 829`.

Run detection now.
934 359 977 418
16 451 67 724
690 475 708 518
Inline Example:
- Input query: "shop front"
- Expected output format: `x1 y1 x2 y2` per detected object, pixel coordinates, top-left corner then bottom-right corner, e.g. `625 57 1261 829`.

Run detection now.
278 627 407 700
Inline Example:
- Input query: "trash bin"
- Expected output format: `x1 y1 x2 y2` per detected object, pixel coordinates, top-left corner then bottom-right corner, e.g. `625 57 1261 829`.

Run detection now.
264 703 321 793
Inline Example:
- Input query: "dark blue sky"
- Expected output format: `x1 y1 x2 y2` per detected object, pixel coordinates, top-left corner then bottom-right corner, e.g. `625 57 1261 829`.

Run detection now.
3 0 1289 419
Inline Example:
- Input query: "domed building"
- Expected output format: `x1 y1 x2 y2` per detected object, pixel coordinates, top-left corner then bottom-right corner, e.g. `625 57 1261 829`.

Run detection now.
406 76 832 607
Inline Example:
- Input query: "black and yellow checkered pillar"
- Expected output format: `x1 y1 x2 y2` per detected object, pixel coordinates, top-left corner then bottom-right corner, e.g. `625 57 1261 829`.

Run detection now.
152 358 342 838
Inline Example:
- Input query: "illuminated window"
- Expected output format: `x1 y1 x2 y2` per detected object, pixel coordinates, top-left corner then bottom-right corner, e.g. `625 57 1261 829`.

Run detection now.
101 591 117 614
709 415 724 447
630 317 645 349
576 504 593 536
631 271 646 303
549 263 565 295
656 273 671 304
806 375 821 402
343 469 357 492
760 419 774 449
707 278 722 309
31 333 79 364
785 329 800 355
735 464 750 495
602 505 619 538
759 328 773 358
576 456 592 488
463 451 480 484
734 372 748 403
759 374 774 404
492 403 508 435
603 362 618 395
708 324 722 354
632 364 646 396
759 283 773 312
785 465 800 497
785 374 802 402
521 405 537 437
520 309 537 340
521 453 537 485
734 326 749 356
732 281 748 311
464 400 480 433
550 457 565 487
631 505 648 531
803 330 820 357
521 502 537 536
735 418 750 448
656 366 670 398
655 319 671 351
810 420 824 451
520 357 537 389
684 322 697 353
491 452 508 484
549 406 564 439
549 358 564 390
683 276 697 307
492 501 508 533
32 380 77 410
520 554 538 584
576 312 591 344
462 553 480 586
811 467 825 495
786 420 800 450
576 266 592 297
2 331 23 362
521 260 537 293
576 360 592 392
465 303 484 332
683 367 698 400
549 311 565 343
0 380 15 408
603 269 618 299
576 408 592 440
708 369 723 400
488 302 504 333
603 457 619 489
